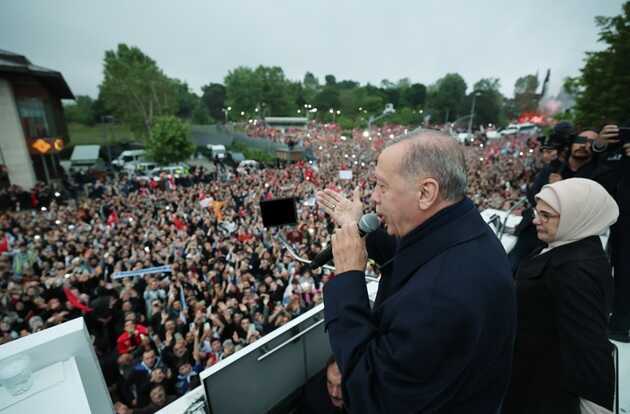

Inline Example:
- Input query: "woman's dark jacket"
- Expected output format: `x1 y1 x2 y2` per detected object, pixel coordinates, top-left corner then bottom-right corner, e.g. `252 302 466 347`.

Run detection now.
503 235 615 413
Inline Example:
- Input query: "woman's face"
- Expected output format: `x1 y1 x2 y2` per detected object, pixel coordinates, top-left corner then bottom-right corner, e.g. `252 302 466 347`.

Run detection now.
533 199 560 244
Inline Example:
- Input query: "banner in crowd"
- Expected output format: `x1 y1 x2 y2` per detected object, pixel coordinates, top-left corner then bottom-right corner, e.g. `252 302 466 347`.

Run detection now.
339 170 353 180
112 265 172 279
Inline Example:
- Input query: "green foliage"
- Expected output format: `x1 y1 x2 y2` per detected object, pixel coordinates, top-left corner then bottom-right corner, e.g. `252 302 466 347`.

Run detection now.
229 141 275 164
471 78 506 127
224 65 294 117
201 83 226 121
192 103 212 124
426 73 468 123
67 123 134 145
172 79 199 119
146 116 194 165
403 83 427 108
99 44 177 139
314 87 341 113
513 74 540 114
64 95 96 126
570 2 630 127
389 107 421 126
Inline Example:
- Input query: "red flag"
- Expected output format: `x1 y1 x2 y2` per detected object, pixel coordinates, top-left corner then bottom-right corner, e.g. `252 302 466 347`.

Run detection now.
63 287 93 313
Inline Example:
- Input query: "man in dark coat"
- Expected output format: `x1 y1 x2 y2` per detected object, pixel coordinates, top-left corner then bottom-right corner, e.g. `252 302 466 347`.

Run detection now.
317 131 516 413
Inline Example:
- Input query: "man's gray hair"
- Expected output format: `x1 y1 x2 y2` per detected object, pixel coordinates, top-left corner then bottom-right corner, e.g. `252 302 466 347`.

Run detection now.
387 130 468 202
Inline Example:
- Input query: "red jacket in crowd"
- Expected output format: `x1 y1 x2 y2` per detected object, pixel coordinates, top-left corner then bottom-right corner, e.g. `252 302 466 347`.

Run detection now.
116 324 148 354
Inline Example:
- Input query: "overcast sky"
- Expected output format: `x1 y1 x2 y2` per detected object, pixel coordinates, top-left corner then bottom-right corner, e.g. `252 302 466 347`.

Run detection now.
0 0 625 100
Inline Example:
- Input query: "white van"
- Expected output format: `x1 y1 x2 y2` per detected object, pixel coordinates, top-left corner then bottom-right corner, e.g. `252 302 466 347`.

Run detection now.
236 160 259 174
207 145 226 160
112 150 146 168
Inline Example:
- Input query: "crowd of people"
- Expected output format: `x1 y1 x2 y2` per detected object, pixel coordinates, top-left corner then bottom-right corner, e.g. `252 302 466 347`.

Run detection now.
0 121 550 412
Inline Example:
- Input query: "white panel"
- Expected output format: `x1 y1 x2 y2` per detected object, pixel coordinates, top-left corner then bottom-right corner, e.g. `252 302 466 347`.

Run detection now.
0 79 37 189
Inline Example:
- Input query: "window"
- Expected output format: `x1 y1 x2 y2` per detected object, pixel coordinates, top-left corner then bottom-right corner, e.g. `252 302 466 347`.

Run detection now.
17 98 57 139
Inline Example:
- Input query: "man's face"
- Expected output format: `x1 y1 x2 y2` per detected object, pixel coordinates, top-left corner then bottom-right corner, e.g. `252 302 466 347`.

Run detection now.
150 386 166 406
142 351 156 367
570 131 596 161
541 148 558 164
371 143 421 237
174 342 187 357
326 362 344 408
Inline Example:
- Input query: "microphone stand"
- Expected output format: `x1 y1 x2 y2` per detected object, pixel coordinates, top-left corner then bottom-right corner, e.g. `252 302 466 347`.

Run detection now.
275 233 380 283
498 197 529 241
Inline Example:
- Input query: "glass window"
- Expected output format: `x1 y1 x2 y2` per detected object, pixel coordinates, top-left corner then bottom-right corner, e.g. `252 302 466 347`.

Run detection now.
17 98 51 139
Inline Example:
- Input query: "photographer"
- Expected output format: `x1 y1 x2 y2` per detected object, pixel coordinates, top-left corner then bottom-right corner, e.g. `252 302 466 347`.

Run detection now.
590 124 630 342
527 122 630 342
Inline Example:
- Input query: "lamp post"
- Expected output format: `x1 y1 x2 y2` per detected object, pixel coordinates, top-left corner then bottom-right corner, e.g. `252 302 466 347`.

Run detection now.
222 106 231 124
467 92 481 137
367 104 396 137
102 115 115 165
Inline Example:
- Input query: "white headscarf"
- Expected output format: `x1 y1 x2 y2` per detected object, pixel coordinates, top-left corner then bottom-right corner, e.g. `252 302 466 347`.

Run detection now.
535 178 619 250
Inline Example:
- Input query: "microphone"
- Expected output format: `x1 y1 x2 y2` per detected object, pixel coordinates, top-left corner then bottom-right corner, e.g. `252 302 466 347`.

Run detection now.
309 213 380 270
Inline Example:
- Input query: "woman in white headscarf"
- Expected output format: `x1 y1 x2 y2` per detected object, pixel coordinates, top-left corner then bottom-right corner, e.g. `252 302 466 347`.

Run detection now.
503 178 619 414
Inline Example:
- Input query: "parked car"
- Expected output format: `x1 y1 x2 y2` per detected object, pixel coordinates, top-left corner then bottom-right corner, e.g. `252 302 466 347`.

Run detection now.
123 161 157 175
112 149 146 169
236 160 259 174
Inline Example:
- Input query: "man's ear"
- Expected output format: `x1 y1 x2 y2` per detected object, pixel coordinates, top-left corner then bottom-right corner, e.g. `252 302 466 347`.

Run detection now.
417 178 440 210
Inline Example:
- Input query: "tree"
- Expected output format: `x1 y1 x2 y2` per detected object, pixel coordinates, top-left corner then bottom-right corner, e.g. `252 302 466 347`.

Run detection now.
403 83 427 108
64 95 96 125
192 103 212 124
224 66 263 115
470 78 505 127
254 65 293 115
146 116 195 165
99 44 177 139
201 83 226 121
426 73 468 123
313 87 341 114
324 74 337 86
224 65 293 116
568 2 630 127
513 74 540 114
303 72 320 103
172 79 199 120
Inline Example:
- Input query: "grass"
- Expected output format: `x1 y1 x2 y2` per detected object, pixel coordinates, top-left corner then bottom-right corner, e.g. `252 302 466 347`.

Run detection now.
67 123 137 145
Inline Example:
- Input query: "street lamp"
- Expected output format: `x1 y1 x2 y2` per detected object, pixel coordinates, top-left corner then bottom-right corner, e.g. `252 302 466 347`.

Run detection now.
367 104 396 136
467 92 481 136
222 107 231 124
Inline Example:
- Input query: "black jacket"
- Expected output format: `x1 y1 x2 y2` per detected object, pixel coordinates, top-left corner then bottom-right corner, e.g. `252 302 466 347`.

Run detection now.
324 198 516 413
503 236 615 413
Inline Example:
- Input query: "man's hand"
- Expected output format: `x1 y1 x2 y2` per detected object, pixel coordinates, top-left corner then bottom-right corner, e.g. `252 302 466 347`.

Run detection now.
598 124 621 146
316 187 363 227
624 143 630 157
332 222 368 274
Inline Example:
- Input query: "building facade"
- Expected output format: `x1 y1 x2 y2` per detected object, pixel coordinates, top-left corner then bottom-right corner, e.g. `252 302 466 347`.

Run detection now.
0 49 74 189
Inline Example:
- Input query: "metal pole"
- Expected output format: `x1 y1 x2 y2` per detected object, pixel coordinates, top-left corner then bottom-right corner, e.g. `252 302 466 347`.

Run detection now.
106 118 113 164
41 154 50 183
467 94 478 136
49 153 58 178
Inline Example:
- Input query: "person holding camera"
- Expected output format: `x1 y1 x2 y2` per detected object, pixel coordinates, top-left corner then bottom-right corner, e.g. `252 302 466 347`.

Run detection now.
590 124 630 342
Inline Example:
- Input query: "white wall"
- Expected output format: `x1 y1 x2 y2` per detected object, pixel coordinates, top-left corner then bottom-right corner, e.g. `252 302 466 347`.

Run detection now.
0 78 37 189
